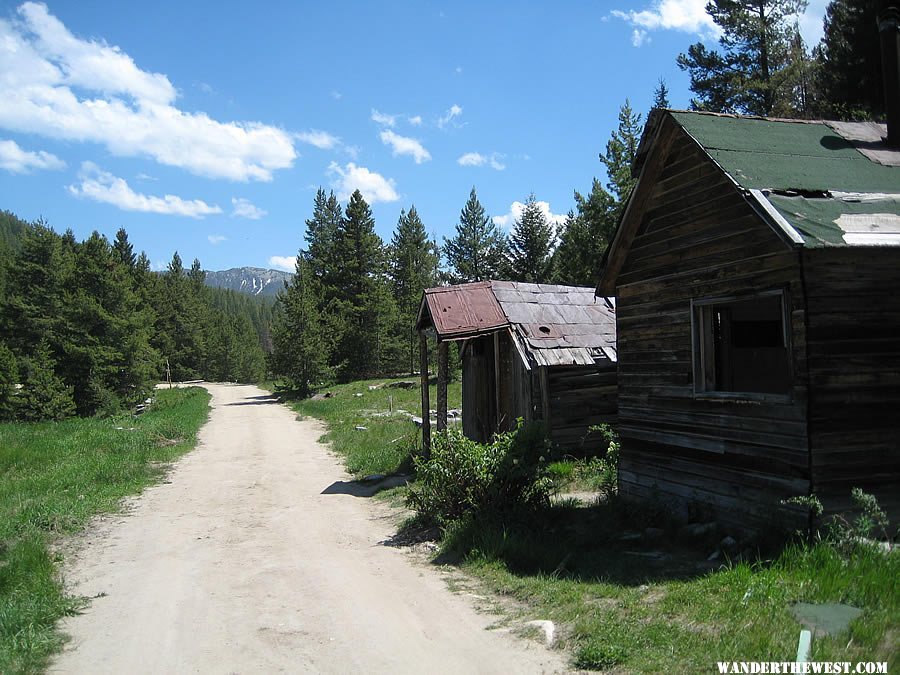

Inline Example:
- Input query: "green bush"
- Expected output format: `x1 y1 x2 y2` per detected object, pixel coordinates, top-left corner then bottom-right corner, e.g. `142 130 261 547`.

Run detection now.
406 422 552 525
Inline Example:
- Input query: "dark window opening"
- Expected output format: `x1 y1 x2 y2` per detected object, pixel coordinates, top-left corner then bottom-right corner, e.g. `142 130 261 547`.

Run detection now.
694 292 791 396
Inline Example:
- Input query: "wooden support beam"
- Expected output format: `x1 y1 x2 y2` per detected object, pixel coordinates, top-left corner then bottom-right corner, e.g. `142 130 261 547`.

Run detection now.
437 341 448 432
539 366 552 433
419 332 431 453
493 332 502 431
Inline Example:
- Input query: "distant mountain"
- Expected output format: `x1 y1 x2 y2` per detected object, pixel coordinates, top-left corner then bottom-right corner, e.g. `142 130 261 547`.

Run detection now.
204 267 292 297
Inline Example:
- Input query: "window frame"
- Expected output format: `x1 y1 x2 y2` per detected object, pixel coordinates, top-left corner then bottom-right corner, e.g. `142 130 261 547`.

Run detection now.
690 288 793 403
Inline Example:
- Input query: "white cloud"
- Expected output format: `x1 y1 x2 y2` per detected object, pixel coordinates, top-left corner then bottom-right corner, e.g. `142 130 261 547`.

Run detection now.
208 234 226 244
408 115 422 126
379 129 431 164
457 151 505 171
437 104 463 129
371 109 398 127
798 0 828 46
613 0 820 48
611 1 719 43
457 152 485 167
230 197 267 219
493 200 566 230
0 3 296 181
295 129 340 150
327 161 399 204
268 255 296 272
0 138 65 173
68 161 222 218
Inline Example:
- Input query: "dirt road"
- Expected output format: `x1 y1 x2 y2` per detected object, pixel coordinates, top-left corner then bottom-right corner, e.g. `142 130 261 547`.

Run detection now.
52 383 564 674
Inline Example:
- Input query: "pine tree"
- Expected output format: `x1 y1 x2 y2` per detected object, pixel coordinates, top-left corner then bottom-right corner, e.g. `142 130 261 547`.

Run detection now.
0 341 17 421
0 223 72 357
113 227 136 270
152 251 208 380
62 232 157 414
815 0 886 120
553 182 618 287
444 187 508 282
270 257 331 395
508 195 556 283
389 206 440 374
305 189 344 292
601 100 643 219
16 340 76 421
331 190 396 380
653 78 672 109
677 0 810 116
168 251 184 277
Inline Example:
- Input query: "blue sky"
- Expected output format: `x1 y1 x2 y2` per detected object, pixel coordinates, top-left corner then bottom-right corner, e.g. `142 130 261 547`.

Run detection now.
0 1 828 273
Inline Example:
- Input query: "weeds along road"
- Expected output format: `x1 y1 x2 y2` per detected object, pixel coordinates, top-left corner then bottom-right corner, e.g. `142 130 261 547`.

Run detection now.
52 383 564 675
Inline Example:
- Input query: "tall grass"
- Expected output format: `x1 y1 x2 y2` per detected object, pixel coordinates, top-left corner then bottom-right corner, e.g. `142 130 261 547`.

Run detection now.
0 387 210 674
284 377 461 478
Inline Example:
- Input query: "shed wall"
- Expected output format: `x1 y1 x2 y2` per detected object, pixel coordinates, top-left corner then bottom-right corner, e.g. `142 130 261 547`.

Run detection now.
614 135 810 529
546 365 618 452
803 248 900 521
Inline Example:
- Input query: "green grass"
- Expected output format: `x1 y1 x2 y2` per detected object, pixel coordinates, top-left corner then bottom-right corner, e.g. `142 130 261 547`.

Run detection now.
0 387 211 674
446 502 899 672
278 376 461 478
275 377 898 671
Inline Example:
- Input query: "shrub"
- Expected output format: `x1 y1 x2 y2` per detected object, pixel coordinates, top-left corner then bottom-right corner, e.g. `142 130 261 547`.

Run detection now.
585 423 619 498
15 342 75 422
406 422 552 525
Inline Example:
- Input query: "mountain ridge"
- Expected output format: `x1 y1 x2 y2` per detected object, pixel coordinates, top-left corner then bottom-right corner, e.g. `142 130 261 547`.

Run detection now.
204 267 292 297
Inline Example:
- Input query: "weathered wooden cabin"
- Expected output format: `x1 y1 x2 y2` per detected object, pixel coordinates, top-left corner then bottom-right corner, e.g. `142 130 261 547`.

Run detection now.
597 108 900 529
415 281 617 453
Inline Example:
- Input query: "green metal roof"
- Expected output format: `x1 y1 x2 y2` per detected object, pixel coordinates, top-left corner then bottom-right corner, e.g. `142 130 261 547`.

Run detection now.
670 112 900 248
672 113 899 193
765 194 900 248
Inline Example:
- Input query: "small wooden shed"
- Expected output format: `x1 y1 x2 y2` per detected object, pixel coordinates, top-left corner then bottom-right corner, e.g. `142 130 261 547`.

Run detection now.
598 109 900 529
415 281 617 453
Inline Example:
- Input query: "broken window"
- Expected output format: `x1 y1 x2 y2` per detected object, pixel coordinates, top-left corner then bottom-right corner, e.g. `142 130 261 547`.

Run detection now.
692 290 791 397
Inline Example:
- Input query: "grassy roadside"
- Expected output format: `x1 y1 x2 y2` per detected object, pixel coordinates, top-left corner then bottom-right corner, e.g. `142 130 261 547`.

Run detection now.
277 376 461 478
277 377 898 671
0 386 211 674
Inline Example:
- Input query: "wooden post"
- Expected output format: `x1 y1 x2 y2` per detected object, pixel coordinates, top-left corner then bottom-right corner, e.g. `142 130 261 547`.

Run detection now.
539 366 552 433
419 332 431 453
493 332 502 431
437 341 448 432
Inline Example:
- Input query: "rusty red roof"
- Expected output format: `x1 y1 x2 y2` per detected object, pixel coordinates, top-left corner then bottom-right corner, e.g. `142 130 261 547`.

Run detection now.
416 281 508 339
417 280 617 366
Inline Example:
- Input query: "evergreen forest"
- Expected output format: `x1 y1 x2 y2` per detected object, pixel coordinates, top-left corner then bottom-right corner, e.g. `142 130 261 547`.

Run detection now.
0 211 270 421
2 0 890 411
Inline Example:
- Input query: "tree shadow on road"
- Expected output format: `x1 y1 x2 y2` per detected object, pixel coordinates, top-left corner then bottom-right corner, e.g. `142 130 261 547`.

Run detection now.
223 395 281 407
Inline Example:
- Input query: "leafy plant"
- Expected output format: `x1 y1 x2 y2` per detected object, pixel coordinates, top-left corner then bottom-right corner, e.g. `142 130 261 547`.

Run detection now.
406 422 552 525
585 423 619 498
827 489 895 556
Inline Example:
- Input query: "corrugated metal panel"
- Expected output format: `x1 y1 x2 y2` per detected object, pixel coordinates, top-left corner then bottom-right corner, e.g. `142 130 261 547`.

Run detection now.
419 280 617 364
421 282 508 339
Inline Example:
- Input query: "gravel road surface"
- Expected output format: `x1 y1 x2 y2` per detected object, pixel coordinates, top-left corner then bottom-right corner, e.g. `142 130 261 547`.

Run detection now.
51 383 564 674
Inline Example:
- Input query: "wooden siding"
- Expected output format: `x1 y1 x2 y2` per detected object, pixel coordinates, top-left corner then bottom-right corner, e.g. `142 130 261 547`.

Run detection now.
462 331 618 454
462 336 496 443
545 365 618 452
615 134 810 530
803 248 900 520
